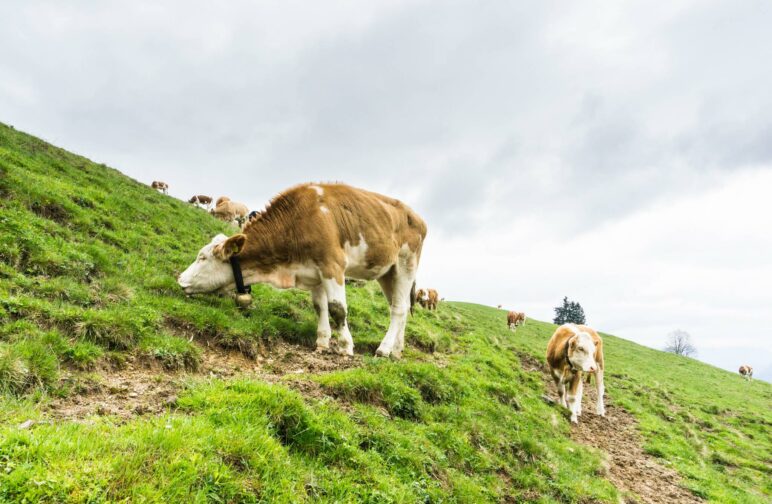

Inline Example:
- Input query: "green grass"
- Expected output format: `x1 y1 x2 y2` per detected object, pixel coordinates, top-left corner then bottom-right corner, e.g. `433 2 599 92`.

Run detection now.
0 121 770 502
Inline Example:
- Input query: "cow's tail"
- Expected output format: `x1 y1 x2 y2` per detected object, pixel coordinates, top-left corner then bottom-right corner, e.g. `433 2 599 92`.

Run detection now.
410 281 417 315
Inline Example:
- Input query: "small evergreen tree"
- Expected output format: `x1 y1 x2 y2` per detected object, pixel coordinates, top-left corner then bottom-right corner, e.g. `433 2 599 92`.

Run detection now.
553 296 586 325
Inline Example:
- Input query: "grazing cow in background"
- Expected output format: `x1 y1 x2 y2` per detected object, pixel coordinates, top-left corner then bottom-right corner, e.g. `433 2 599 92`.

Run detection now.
211 199 249 227
739 365 753 381
546 324 605 423
416 288 439 310
427 289 439 310
178 183 427 358
151 181 169 194
189 195 213 208
416 288 427 307
497 304 503 309
507 311 526 330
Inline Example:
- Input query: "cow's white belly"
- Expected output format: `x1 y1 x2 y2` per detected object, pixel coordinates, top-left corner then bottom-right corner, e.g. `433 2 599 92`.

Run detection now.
343 236 392 280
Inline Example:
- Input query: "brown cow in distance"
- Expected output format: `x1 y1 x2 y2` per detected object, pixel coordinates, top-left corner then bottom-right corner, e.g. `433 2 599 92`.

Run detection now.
739 365 753 381
546 324 605 423
416 288 439 310
178 183 427 358
189 195 213 208
215 196 230 207
211 199 249 228
507 311 526 330
151 181 169 194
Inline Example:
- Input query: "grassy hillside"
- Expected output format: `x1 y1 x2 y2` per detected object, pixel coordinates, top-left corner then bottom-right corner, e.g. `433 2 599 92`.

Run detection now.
0 122 770 503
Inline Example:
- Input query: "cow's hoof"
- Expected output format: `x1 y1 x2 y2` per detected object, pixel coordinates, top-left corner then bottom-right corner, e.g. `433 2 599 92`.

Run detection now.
390 350 402 360
375 347 390 358
570 416 578 424
335 345 354 357
315 345 330 354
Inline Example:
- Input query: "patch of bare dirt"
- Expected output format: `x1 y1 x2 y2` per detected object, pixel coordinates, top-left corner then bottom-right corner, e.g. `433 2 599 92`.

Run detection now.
520 353 702 504
46 341 362 422
47 362 180 421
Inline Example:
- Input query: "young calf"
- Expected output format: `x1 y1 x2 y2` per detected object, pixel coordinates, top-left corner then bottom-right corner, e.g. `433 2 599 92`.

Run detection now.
546 324 605 423
178 183 427 358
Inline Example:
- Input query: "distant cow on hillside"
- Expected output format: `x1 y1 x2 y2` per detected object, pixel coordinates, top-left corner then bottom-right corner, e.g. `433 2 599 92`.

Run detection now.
507 311 526 330
417 288 439 310
189 195 213 208
546 324 605 424
211 199 249 228
739 365 753 381
178 183 427 358
151 181 169 194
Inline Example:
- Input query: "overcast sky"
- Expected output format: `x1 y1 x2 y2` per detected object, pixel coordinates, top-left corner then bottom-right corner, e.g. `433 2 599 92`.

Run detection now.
2 0 771 380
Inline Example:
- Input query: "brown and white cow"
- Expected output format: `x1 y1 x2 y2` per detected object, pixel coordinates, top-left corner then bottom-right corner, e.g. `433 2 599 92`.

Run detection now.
210 199 249 227
417 288 439 310
151 181 169 194
507 311 526 330
189 195 213 208
739 365 753 381
178 183 427 358
546 324 605 423
426 289 439 310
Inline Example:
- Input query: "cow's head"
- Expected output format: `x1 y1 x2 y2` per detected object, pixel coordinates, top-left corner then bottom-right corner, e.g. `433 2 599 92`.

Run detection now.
177 234 246 294
567 330 598 373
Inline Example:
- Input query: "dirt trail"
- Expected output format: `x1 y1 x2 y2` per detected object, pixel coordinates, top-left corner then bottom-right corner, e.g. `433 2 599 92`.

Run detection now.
45 341 361 422
519 353 702 504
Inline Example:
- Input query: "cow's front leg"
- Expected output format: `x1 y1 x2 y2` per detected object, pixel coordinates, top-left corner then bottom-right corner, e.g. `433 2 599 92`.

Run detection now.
311 285 332 352
567 374 581 423
322 277 353 356
595 370 606 417
575 377 584 418
553 371 567 408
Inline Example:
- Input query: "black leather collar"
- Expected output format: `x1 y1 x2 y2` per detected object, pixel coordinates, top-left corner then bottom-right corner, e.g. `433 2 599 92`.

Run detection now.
229 255 251 295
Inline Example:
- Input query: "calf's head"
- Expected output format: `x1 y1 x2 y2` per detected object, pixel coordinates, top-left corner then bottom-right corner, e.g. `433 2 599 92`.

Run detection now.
177 234 246 294
567 331 598 373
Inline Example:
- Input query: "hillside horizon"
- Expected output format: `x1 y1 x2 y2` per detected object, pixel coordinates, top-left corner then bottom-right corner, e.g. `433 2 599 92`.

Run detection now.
1 122 770 502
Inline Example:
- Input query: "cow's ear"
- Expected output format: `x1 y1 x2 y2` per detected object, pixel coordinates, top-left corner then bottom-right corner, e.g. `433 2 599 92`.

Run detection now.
214 234 246 260
569 337 577 349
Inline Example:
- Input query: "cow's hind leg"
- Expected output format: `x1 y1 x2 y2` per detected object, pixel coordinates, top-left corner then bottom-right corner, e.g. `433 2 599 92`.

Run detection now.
321 277 354 356
376 263 415 359
312 285 332 352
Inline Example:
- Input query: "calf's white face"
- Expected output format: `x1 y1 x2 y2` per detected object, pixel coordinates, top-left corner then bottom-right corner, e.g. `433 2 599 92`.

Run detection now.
568 332 598 373
177 234 246 294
